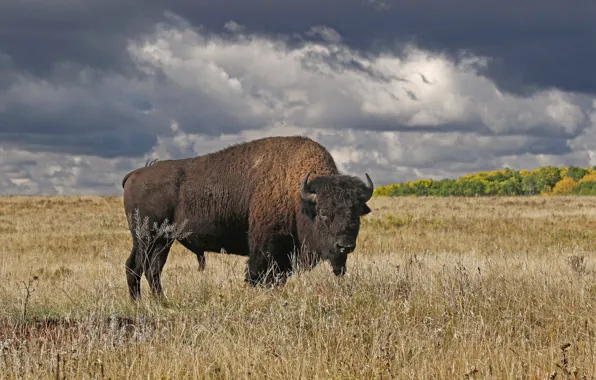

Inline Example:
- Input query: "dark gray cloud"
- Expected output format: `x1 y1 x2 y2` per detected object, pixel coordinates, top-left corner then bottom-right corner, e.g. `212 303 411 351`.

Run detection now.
0 1 161 77
2 0 594 91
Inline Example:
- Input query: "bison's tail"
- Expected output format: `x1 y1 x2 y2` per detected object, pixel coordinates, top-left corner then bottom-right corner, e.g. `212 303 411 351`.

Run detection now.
121 158 159 188
121 171 134 188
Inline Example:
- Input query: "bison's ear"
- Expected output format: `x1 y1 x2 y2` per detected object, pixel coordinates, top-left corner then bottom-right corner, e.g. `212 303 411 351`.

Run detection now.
361 204 371 216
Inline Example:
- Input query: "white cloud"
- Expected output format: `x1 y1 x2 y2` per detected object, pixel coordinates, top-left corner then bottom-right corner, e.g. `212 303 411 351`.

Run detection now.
223 21 246 33
306 26 343 43
1 14 596 195
365 0 391 11
128 19 594 138
0 146 140 196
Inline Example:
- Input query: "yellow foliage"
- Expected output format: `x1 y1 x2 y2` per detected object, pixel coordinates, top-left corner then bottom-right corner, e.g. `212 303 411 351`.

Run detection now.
457 173 475 182
551 177 578 195
373 188 387 196
474 170 498 178
414 179 433 187
519 169 530 176
579 173 596 183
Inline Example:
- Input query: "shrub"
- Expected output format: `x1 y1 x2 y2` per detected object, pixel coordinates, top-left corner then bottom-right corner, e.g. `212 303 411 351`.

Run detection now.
551 177 578 195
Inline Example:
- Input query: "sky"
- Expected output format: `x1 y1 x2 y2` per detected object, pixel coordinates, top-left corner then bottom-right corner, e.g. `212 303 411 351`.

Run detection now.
1 0 595 195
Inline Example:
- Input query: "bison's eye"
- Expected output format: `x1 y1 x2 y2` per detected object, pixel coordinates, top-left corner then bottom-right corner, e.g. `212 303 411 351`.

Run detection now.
319 213 330 223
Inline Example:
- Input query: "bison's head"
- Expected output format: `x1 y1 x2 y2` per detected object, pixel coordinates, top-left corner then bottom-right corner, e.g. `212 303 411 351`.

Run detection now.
299 171 373 276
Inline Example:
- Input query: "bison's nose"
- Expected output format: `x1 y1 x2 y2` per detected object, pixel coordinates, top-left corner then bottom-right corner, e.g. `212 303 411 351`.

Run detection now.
335 241 356 254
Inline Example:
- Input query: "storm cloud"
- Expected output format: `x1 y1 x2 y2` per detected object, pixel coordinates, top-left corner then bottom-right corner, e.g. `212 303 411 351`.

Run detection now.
0 0 595 194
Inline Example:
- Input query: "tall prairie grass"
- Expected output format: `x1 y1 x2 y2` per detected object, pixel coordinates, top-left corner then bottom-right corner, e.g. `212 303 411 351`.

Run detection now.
0 195 595 379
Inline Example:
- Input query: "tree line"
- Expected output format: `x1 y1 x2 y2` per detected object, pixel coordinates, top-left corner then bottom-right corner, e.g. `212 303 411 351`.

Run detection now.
373 166 596 197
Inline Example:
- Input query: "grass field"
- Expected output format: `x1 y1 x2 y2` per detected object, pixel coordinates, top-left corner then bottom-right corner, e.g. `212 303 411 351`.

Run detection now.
0 195 595 379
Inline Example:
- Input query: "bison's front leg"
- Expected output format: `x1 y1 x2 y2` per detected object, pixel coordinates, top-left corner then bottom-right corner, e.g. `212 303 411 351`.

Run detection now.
245 237 294 286
196 251 206 271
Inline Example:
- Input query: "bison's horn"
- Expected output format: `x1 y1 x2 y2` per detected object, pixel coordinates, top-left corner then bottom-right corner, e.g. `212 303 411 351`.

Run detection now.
364 173 374 201
300 171 317 203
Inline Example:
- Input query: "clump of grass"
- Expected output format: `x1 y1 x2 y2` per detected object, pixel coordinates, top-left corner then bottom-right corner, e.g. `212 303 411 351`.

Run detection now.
567 254 587 275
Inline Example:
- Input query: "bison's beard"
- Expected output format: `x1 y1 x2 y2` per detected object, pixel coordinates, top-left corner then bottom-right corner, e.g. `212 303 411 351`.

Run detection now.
327 252 347 276
297 225 350 276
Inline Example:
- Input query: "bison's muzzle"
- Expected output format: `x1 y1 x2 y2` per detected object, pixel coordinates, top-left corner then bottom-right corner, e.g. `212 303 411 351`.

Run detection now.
335 237 356 254
328 246 350 276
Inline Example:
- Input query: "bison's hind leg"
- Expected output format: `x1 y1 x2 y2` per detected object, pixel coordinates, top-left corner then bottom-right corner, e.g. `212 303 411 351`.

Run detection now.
125 242 143 300
142 238 173 298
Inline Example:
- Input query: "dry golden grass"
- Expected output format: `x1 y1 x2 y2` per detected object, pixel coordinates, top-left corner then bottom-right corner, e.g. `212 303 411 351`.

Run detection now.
1 195 596 379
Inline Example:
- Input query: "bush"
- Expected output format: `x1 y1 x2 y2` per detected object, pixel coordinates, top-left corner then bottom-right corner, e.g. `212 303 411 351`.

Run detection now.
551 177 578 195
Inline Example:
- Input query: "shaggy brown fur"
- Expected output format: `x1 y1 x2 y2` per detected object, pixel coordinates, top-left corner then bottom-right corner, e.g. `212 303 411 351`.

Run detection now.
122 135 373 300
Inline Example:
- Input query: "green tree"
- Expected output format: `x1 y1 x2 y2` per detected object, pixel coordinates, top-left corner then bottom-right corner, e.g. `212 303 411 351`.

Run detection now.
575 181 596 195
521 175 539 195
498 177 523 195
532 166 562 194
565 166 589 181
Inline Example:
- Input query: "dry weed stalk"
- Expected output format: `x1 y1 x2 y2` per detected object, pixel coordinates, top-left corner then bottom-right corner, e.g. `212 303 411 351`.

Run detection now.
20 276 38 322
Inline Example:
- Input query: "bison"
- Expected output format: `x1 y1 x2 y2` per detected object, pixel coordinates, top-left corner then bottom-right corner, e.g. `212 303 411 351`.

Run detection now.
121 135 374 300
